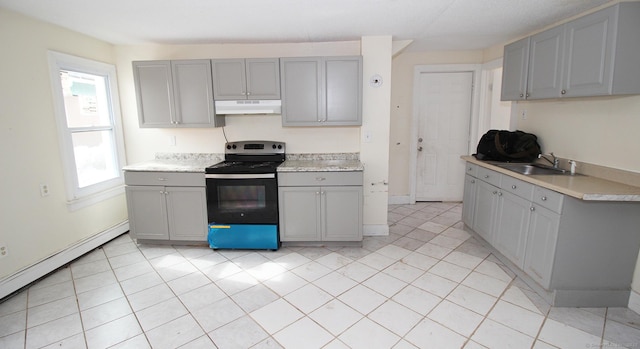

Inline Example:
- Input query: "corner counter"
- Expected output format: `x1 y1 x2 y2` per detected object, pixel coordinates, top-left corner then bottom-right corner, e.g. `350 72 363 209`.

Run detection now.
462 156 640 201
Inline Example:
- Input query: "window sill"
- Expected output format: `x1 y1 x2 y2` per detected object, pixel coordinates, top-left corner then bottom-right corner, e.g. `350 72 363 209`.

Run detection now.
66 185 125 212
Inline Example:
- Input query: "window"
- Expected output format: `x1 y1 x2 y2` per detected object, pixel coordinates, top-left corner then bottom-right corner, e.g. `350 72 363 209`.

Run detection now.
48 51 126 210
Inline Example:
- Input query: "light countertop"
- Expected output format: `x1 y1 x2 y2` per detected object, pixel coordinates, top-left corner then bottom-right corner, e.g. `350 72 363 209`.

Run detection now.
462 156 640 202
277 160 364 172
122 154 223 173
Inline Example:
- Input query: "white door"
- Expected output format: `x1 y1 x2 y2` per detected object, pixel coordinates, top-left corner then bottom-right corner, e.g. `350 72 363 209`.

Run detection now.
415 71 473 201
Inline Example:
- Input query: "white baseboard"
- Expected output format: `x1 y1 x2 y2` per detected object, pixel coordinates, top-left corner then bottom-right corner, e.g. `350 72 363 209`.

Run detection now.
388 196 412 205
0 221 129 300
363 224 389 236
629 290 640 314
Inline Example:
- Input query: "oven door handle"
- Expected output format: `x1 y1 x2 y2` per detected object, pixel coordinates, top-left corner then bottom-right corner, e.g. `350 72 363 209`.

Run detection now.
205 173 276 179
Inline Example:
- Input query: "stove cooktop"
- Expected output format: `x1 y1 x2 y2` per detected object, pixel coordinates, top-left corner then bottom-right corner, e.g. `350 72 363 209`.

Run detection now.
205 160 283 174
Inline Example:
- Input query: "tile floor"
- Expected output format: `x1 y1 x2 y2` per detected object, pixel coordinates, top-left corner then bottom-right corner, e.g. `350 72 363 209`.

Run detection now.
3 202 640 348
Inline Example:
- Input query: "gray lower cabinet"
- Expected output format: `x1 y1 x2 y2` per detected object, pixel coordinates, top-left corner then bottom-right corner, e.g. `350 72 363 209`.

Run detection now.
461 174 477 227
211 58 280 100
280 56 362 126
133 60 224 128
493 190 530 268
524 203 560 288
463 161 640 306
125 171 208 242
278 171 363 242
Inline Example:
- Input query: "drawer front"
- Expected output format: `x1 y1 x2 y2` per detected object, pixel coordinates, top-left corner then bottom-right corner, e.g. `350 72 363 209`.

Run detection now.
501 175 534 200
533 186 564 213
477 167 501 187
124 171 205 186
465 163 478 177
278 171 363 186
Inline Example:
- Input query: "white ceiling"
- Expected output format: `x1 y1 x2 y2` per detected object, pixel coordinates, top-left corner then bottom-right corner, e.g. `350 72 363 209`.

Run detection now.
0 0 613 51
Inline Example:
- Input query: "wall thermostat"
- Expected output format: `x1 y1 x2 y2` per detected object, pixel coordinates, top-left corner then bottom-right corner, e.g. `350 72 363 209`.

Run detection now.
369 74 383 87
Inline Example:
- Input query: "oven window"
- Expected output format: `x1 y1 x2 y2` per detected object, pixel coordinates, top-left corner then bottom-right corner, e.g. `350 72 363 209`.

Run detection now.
218 185 266 210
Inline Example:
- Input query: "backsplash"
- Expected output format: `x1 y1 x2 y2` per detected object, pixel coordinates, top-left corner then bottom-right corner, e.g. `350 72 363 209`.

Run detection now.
285 153 359 161
155 153 224 162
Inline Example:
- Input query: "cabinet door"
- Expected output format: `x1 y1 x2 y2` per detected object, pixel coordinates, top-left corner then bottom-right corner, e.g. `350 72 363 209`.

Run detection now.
462 174 477 227
246 58 280 99
527 26 565 99
524 205 560 288
501 37 530 101
493 191 531 268
212 59 247 100
278 187 322 241
280 58 323 126
125 186 170 240
472 180 498 243
165 187 208 241
322 186 363 241
563 6 616 97
133 61 175 127
171 60 219 127
324 57 362 125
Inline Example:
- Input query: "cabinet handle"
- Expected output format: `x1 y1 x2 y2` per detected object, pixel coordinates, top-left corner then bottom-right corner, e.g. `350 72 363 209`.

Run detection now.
468 167 472 171
519 93 524 98
530 206 535 211
561 90 567 95
470 179 475 183
247 92 251 96
316 177 326 181
484 175 490 179
492 191 497 195
498 192 503 196
526 93 530 98
541 196 547 201
157 178 167 181
512 185 517 189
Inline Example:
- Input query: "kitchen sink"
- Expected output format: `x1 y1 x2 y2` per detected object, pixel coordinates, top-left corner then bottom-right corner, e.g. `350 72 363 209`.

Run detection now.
495 163 574 176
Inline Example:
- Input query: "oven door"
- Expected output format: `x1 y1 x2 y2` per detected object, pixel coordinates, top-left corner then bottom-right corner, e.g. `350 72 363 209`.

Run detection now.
205 173 279 224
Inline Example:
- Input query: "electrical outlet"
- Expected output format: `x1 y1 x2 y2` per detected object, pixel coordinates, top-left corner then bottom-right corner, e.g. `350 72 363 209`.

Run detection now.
40 183 50 197
0 243 7 259
521 109 527 119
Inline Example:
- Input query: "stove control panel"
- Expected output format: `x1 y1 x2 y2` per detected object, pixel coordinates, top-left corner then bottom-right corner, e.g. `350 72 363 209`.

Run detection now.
224 141 285 155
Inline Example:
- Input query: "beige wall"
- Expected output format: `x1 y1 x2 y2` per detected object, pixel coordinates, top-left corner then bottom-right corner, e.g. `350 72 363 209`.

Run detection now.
388 50 484 199
0 9 127 280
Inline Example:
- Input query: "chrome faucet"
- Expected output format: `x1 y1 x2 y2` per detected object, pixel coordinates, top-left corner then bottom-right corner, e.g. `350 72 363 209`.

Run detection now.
538 152 559 168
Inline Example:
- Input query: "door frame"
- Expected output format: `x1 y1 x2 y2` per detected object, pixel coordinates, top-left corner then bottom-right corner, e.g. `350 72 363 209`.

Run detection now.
409 64 481 203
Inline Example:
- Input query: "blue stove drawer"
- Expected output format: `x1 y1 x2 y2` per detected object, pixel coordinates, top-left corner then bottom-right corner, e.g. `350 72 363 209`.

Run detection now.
208 224 279 250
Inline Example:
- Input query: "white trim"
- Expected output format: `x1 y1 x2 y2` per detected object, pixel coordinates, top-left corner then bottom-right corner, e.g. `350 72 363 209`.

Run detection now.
0 222 129 300
363 224 390 236
47 51 127 207
629 290 640 314
388 195 412 205
409 64 482 204
66 185 125 212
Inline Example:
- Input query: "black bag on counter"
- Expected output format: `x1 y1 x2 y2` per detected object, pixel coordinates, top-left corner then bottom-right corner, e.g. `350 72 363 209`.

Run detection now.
475 130 541 162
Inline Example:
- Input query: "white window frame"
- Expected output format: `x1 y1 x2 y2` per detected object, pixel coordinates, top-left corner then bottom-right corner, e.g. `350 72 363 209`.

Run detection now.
47 51 126 211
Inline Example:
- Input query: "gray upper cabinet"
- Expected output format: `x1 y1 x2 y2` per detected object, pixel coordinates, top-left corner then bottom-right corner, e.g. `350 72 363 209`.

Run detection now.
281 56 362 126
212 58 280 100
133 59 224 128
502 2 640 101
133 61 174 127
526 26 564 99
501 37 530 101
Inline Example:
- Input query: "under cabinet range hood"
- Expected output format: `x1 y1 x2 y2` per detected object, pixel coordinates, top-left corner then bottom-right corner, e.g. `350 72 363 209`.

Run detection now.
214 100 282 115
